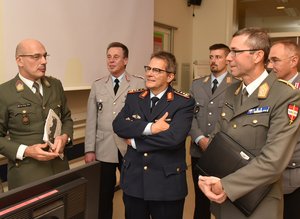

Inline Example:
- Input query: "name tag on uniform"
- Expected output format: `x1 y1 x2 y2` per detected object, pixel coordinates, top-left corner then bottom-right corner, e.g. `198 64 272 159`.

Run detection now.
247 106 270 115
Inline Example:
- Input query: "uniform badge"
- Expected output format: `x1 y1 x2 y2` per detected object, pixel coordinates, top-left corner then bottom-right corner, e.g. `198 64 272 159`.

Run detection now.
235 82 243 96
167 92 174 101
194 103 200 114
247 106 270 115
295 82 300 89
132 114 141 119
258 83 269 99
97 100 103 111
139 90 149 99
22 111 30 125
288 104 299 125
15 80 24 92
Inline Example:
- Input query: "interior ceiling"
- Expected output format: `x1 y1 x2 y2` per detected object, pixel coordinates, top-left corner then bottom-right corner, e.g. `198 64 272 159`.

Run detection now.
238 0 300 32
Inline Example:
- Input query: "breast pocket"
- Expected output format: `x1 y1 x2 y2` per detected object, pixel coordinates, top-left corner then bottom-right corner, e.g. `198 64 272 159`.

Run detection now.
10 107 37 127
241 114 270 150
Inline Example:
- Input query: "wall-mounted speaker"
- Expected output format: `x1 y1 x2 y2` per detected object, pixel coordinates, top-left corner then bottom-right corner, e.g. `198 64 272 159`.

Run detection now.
187 0 202 6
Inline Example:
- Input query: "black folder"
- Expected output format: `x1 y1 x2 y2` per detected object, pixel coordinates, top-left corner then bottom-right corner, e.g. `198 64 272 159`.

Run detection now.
196 131 272 216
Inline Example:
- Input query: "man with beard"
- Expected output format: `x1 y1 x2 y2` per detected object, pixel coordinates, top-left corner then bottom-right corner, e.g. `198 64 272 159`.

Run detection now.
0 39 73 189
84 42 145 219
189 43 238 219
268 40 300 219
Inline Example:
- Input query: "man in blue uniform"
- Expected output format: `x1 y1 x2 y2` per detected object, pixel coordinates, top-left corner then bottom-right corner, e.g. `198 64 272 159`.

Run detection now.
113 51 195 219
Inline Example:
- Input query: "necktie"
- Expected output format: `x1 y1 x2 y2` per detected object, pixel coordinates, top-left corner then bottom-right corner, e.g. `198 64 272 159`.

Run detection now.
241 88 248 105
212 79 218 94
33 82 43 102
114 78 119 95
150 96 159 112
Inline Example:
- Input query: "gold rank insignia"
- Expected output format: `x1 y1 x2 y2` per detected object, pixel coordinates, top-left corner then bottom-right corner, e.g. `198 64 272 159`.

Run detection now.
226 76 232 84
139 89 148 99
258 83 270 99
234 82 243 96
15 80 24 92
203 76 210 83
42 77 51 87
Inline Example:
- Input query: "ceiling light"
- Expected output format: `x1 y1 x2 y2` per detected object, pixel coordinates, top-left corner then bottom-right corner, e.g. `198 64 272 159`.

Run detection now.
276 6 285 10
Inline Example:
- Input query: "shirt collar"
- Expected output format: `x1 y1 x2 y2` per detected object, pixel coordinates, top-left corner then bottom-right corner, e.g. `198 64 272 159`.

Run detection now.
211 72 227 86
18 73 42 90
150 88 168 99
243 70 269 96
112 73 125 84
288 72 299 83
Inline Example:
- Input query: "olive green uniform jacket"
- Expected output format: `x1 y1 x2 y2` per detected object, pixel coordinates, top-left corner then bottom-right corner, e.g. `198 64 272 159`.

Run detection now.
211 72 300 219
0 75 73 189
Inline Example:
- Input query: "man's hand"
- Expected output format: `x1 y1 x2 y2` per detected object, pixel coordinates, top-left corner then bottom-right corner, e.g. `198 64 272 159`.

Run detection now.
51 134 68 154
84 152 96 163
198 137 209 151
151 112 170 134
198 175 227 204
24 143 59 161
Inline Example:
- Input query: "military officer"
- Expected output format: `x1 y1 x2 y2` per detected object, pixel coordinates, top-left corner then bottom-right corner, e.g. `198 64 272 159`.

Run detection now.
189 43 239 219
268 40 300 219
113 51 195 219
198 28 300 219
0 39 73 189
84 42 145 219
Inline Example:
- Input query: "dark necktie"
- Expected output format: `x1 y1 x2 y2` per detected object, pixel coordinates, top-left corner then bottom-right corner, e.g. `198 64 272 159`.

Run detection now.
150 96 159 112
241 88 248 105
114 78 119 95
212 79 218 94
33 82 43 102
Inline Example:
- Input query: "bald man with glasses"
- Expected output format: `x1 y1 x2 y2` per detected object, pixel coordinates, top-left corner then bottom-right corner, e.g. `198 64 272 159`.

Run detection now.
268 40 300 219
0 39 73 189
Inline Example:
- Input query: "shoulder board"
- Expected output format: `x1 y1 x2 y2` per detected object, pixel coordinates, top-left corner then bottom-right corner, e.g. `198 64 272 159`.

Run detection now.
127 88 146 94
278 79 296 90
193 75 209 82
174 89 191 98
132 74 145 80
95 76 106 82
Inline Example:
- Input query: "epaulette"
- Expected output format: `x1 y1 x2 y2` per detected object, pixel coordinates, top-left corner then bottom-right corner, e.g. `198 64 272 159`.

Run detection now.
95 76 106 82
173 89 191 98
132 74 145 80
127 88 146 94
193 75 209 82
278 79 296 90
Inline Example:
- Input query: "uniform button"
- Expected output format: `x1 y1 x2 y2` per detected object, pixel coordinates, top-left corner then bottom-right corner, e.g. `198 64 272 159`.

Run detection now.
144 166 148 170
113 112 116 115
176 167 180 172
22 110 27 113
208 112 212 116
252 119 258 124
208 123 211 126
292 162 296 167
15 162 19 167
144 153 148 157
210 101 214 105
221 112 226 117
113 102 116 105
233 124 237 129
43 106 46 110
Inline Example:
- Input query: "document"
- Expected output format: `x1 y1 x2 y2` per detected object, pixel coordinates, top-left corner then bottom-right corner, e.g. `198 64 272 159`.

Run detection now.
43 109 64 159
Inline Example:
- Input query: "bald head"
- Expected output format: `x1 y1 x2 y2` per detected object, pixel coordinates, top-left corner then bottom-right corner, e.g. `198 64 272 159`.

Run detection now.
15 39 46 58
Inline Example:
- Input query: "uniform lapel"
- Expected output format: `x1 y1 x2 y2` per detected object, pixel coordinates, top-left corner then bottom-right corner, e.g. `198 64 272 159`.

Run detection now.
104 76 115 99
211 74 230 99
203 76 213 98
149 87 172 121
41 77 51 105
114 74 130 100
138 91 152 121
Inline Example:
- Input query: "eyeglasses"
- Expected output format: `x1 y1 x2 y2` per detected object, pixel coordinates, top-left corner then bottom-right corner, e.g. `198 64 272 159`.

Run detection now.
229 49 262 57
144 66 171 74
267 56 295 65
18 53 49 61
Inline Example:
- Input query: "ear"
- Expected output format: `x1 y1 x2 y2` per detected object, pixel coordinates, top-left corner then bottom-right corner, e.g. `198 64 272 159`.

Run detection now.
290 56 299 68
167 73 175 83
123 57 128 66
253 50 265 64
16 56 24 67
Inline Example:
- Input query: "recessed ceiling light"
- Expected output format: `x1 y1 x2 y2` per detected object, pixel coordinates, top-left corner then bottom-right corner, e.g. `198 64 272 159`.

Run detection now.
276 6 285 10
